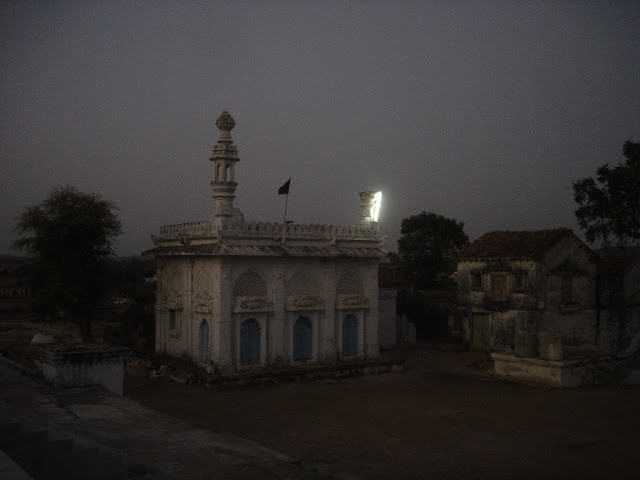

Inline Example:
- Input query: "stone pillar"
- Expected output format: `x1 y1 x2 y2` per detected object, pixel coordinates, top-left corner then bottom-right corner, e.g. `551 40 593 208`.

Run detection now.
155 263 165 353
365 261 381 358
270 260 287 364
214 262 234 372
185 258 194 358
323 263 337 362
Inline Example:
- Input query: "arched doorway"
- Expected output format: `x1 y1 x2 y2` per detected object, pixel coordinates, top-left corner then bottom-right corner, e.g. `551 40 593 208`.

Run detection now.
199 320 209 362
342 314 358 357
241 319 260 365
293 316 312 361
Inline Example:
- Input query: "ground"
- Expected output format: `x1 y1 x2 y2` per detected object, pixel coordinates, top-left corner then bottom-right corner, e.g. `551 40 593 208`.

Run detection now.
125 345 640 480
3 313 640 479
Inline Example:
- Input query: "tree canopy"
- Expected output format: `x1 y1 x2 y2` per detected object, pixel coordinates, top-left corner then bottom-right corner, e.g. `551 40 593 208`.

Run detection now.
397 211 469 289
573 140 640 246
13 186 122 341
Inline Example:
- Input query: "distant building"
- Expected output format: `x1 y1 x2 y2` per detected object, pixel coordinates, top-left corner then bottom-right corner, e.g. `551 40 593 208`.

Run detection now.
377 259 415 346
454 229 598 350
453 229 640 354
147 112 386 371
596 247 640 353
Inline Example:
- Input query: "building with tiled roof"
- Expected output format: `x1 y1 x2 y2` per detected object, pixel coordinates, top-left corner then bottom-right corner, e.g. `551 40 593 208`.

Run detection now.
458 229 588 260
454 229 640 354
147 112 387 371
454 229 599 351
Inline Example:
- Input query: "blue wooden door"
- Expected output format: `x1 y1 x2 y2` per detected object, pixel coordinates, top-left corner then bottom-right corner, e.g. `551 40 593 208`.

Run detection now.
293 316 312 361
342 314 358 357
241 319 260 365
200 321 209 361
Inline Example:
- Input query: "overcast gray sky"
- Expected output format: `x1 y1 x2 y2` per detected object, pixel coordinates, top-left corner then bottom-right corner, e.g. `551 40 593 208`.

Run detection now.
1 1 639 256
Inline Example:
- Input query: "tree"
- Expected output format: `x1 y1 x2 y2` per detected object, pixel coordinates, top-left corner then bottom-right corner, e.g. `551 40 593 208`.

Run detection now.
573 140 640 246
13 186 122 341
397 211 469 289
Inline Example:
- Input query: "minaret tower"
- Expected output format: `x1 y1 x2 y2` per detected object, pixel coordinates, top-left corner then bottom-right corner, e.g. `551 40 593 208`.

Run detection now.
210 111 239 223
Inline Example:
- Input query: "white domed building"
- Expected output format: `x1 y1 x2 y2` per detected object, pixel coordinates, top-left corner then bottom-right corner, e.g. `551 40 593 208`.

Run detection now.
148 111 387 372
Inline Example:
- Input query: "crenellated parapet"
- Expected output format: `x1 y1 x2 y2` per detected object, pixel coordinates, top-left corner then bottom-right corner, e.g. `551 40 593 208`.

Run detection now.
156 219 381 242
160 221 213 236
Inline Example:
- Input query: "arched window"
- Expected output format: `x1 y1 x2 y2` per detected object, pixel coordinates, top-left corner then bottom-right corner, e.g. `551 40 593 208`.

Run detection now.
287 269 321 296
342 314 358 357
240 319 260 365
293 316 312 361
199 320 209 362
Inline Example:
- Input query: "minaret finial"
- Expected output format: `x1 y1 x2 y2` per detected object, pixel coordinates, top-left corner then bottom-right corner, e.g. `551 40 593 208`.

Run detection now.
215 111 235 132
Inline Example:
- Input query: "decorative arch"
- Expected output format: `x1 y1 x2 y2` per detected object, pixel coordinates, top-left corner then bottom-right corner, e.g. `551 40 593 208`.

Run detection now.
287 269 321 295
165 267 184 309
194 270 213 313
286 269 323 310
195 270 213 290
233 270 270 312
166 267 183 294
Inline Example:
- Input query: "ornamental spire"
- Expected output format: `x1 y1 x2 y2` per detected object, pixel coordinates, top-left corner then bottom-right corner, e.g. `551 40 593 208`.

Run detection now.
210 111 240 221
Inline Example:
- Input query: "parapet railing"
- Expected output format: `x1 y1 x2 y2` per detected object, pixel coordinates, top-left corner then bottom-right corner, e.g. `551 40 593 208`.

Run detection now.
159 220 379 239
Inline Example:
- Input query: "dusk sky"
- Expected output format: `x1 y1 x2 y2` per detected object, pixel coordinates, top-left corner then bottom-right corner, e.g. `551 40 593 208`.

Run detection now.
1 1 639 256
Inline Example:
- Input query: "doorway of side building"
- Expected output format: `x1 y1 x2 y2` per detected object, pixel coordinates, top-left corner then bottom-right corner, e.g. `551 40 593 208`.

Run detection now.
293 315 312 361
241 319 260 365
342 314 358 357
471 313 491 350
200 320 209 362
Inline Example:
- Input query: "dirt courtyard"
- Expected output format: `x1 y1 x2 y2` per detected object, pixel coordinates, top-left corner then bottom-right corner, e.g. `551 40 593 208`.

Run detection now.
124 344 640 479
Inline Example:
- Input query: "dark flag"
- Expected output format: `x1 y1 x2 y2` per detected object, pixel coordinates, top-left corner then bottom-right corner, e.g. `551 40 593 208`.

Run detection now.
278 178 291 195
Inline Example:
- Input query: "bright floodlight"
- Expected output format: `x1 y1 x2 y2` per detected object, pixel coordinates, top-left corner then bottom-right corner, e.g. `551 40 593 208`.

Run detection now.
371 191 382 222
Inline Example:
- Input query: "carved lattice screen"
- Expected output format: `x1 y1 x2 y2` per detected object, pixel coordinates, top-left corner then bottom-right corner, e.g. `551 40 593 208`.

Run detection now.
233 271 267 298
336 270 364 295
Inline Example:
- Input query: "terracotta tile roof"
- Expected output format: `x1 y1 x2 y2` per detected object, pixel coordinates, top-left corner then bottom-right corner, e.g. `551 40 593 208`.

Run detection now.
458 228 576 260
596 247 640 275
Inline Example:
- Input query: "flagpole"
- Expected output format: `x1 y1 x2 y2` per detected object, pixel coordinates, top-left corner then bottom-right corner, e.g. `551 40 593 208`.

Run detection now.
279 177 291 242
283 192 289 225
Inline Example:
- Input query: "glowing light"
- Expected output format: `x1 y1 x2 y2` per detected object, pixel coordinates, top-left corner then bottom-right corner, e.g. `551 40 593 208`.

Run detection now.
371 191 382 222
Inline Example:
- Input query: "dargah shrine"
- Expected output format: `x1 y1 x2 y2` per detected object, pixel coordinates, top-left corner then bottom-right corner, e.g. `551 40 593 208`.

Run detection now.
147 111 387 372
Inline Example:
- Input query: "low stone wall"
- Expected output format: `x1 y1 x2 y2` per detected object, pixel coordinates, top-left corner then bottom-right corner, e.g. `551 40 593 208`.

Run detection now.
206 360 405 388
127 356 405 388
492 352 627 387
32 344 131 395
